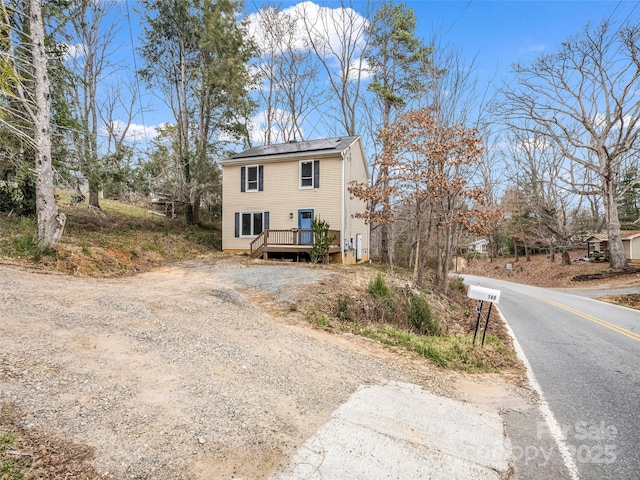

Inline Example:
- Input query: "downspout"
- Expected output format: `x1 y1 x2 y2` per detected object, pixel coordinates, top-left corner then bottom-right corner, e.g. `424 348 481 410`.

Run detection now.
368 204 371 263
341 149 346 263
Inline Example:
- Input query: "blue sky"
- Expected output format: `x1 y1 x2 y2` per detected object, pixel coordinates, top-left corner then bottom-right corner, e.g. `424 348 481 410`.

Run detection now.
410 1 639 85
247 0 640 83
112 1 640 145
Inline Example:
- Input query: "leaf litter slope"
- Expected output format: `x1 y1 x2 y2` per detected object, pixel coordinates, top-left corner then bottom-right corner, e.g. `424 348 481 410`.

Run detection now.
462 254 640 308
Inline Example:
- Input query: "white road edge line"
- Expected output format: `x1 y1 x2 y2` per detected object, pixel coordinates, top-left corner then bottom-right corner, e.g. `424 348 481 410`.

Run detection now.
498 309 580 480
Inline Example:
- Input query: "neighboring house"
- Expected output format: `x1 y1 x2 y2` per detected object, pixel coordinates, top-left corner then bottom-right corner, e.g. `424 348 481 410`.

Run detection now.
466 238 489 254
219 136 370 264
585 230 640 262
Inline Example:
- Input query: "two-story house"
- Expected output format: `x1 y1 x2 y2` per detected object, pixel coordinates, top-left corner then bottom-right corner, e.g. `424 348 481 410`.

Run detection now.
220 136 370 264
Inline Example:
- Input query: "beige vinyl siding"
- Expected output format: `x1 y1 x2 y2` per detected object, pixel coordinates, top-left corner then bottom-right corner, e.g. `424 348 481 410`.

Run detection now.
625 236 640 260
222 155 343 251
633 237 640 260
624 239 631 259
342 143 370 263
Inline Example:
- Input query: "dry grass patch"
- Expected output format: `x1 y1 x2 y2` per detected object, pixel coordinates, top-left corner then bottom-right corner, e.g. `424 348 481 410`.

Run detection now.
298 264 521 373
0 197 218 276
0 403 102 480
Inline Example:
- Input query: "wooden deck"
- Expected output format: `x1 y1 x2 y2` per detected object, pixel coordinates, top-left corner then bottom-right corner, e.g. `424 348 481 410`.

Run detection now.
250 229 341 260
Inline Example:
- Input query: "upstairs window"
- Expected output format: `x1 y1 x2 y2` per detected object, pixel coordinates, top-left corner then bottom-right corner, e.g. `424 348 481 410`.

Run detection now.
246 166 258 191
241 165 263 192
300 160 320 189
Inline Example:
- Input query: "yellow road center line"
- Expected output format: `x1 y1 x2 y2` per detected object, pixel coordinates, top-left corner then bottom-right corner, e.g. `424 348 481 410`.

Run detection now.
512 289 640 343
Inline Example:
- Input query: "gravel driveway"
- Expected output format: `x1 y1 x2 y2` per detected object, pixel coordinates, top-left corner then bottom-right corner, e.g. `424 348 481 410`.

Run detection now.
0 256 446 479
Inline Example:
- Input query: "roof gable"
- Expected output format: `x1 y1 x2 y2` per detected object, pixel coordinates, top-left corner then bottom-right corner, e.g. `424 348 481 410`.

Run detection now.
467 239 488 246
621 230 640 240
586 230 640 241
586 233 608 242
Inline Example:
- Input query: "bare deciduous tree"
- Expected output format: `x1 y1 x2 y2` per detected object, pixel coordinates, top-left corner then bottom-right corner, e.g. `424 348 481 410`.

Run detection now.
301 0 373 137
66 0 122 209
251 5 292 145
250 3 319 143
508 129 590 265
500 20 640 269
99 79 142 199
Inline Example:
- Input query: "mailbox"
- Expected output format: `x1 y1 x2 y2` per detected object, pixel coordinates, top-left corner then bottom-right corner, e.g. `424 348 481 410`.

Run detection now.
467 285 501 304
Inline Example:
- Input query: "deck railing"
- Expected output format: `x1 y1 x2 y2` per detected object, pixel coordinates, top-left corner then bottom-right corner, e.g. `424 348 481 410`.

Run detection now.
250 229 341 258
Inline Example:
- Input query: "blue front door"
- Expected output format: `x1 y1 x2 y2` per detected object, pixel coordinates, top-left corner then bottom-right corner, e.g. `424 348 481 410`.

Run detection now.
298 209 314 244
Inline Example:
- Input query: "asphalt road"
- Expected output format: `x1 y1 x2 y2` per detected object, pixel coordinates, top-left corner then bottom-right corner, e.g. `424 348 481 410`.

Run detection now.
462 275 640 480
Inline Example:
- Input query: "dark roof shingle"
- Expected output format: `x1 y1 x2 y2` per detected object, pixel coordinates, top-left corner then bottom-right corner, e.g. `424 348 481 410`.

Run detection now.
225 136 359 162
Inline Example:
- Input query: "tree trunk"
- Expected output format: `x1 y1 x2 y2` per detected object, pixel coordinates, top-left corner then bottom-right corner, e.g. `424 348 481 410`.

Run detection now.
488 235 495 262
380 221 394 267
89 184 100 209
604 174 628 269
185 203 195 225
408 238 415 273
413 213 422 286
435 252 446 292
561 247 571 266
434 224 451 294
380 171 393 266
192 192 201 225
31 0 65 249
380 97 394 267
419 208 434 286
443 226 453 289
182 151 195 224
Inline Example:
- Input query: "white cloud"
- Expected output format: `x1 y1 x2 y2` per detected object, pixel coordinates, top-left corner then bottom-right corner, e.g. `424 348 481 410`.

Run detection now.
248 109 302 145
102 120 162 143
246 2 370 89
515 135 551 152
246 5 307 52
246 1 368 59
349 56 371 82
594 112 636 130
60 42 86 60
127 122 161 141
526 44 545 53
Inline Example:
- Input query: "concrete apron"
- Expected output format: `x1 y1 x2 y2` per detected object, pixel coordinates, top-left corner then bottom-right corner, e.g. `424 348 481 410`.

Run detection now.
272 381 511 480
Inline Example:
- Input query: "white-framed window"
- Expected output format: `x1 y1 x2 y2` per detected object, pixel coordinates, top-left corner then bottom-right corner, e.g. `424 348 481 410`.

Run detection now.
234 211 269 237
247 165 259 191
299 160 319 189
241 165 263 192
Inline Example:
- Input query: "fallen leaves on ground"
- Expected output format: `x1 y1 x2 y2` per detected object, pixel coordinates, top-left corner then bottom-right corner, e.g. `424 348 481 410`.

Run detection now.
461 253 640 309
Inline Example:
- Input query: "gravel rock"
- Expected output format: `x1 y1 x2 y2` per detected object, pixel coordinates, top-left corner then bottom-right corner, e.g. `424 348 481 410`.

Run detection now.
0 258 446 479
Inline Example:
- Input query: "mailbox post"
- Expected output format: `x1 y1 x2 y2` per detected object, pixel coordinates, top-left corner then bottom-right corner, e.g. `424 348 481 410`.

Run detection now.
467 285 501 346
